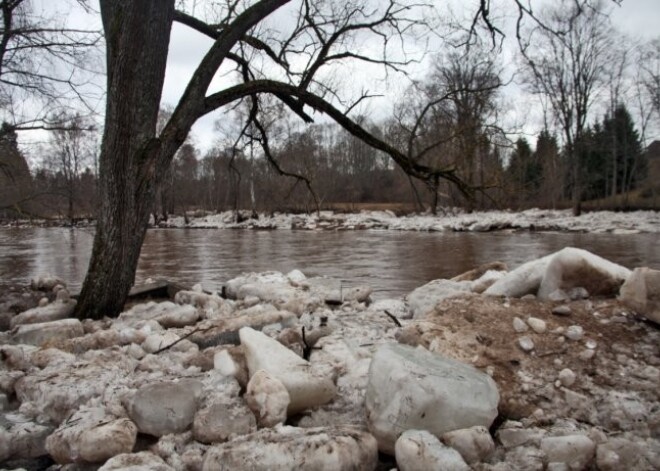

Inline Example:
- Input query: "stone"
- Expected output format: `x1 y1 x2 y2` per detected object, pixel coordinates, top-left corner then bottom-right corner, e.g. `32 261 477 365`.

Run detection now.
549 289 570 302
518 336 535 352
239 327 336 415
513 317 528 333
31 274 65 291
0 412 53 462
202 425 378 471
406 279 472 318
619 267 660 324
365 343 499 454
558 368 576 387
11 318 84 346
552 305 572 316
396 430 469 471
527 317 547 334
126 379 202 437
245 370 290 428
193 398 256 444
98 451 175 471
565 326 584 341
0 392 8 411
45 406 137 464
579 349 596 361
540 435 595 470
441 426 495 464
9 299 76 328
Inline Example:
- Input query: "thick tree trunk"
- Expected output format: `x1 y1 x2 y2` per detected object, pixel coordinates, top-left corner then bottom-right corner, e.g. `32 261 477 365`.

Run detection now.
75 0 175 320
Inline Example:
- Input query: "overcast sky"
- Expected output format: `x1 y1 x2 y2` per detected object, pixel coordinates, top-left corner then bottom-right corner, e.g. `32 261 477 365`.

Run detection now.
164 0 660 152
21 0 660 159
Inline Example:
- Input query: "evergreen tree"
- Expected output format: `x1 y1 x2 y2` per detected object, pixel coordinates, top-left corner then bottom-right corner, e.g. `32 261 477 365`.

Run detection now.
578 125 607 200
0 123 33 215
535 130 561 207
508 137 542 207
601 104 645 196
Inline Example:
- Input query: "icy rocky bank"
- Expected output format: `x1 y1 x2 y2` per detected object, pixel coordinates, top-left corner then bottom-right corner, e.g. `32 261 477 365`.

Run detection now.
159 208 660 233
0 248 659 470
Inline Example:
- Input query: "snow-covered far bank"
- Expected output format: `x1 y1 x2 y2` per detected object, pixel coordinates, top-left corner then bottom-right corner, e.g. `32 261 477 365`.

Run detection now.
159 208 660 233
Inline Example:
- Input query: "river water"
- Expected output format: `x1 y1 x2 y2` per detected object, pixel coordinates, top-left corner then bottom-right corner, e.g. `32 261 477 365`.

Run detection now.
0 228 658 298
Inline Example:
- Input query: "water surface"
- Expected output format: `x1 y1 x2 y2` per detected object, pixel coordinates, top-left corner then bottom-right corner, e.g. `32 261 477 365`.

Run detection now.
0 228 657 298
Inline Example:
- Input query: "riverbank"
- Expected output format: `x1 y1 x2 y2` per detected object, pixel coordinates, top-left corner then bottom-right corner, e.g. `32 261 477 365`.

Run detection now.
1 248 658 469
161 208 660 233
3 208 660 233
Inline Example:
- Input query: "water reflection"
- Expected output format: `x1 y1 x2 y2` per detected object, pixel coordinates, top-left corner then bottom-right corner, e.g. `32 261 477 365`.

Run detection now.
0 228 658 298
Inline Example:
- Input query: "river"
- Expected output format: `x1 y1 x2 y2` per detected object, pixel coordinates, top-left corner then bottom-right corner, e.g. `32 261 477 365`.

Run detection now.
0 227 658 298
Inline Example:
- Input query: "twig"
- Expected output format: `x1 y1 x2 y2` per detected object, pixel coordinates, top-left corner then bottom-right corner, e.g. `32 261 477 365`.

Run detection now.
153 325 209 354
384 310 402 327
537 348 567 358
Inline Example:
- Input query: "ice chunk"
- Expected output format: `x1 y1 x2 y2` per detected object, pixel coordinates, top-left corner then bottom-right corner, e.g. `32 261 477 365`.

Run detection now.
365 343 499 454
239 327 336 415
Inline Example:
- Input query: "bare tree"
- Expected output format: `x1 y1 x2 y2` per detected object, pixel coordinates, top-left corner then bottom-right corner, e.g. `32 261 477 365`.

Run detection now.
638 38 660 120
390 46 504 212
517 0 616 215
75 0 623 319
0 0 101 131
46 112 96 224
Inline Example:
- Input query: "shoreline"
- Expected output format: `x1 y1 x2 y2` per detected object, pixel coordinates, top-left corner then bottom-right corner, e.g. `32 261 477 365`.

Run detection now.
1 249 659 469
2 208 660 234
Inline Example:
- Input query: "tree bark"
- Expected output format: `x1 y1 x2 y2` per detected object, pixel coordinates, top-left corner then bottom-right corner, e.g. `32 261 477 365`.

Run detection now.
74 0 175 319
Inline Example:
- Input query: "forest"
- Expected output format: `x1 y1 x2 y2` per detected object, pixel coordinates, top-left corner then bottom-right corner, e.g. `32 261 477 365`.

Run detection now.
1 0 659 226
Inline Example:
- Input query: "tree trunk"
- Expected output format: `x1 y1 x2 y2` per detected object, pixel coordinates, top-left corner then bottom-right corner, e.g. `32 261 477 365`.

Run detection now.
75 0 175 320
67 186 74 225
570 144 582 217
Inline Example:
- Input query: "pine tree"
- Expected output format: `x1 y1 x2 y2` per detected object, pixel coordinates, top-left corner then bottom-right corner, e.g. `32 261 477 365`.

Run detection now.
508 137 542 207
601 104 645 196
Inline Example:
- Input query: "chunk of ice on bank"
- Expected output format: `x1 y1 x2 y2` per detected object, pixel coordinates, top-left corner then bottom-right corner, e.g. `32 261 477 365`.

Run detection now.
45 406 137 464
485 248 631 300
365 343 499 454
239 327 336 415
406 279 472 319
202 425 378 471
396 430 469 471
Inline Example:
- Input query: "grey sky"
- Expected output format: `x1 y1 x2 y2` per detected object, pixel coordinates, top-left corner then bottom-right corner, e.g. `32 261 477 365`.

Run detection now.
19 0 660 159
164 0 660 152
